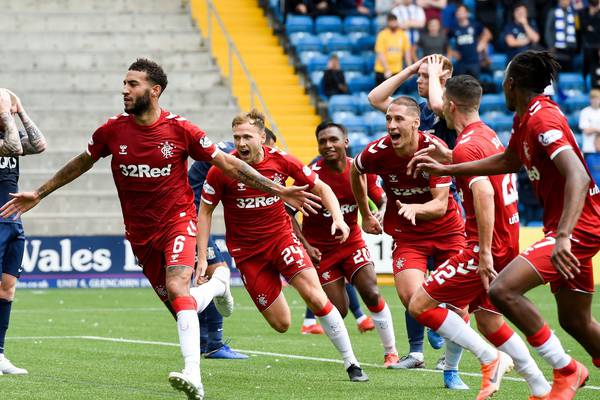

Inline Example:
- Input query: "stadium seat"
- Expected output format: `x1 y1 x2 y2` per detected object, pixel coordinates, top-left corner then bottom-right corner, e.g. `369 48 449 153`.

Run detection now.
586 153 600 186
489 53 507 72
567 111 581 135
348 132 370 156
363 53 376 74
322 34 353 53
290 33 323 53
347 74 375 94
479 94 508 114
343 16 371 34
371 18 384 34
558 72 585 94
355 93 372 114
562 94 588 114
354 34 376 54
328 95 358 114
285 14 313 34
339 54 365 72
315 15 343 34
332 113 367 133
363 111 386 135
306 53 329 72
310 71 325 97
482 112 513 135
298 51 324 67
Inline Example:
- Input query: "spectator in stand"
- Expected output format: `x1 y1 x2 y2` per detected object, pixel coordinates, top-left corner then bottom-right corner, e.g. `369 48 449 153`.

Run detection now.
391 0 426 46
376 0 398 28
412 17 449 60
580 0 600 89
501 3 541 59
579 89 600 160
448 4 492 79
374 13 412 86
475 0 500 41
545 0 579 71
416 0 447 21
323 55 349 97
337 0 374 17
286 0 335 17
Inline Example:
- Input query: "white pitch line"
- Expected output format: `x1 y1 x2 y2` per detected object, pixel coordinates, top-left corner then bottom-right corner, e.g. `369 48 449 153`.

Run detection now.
8 335 600 391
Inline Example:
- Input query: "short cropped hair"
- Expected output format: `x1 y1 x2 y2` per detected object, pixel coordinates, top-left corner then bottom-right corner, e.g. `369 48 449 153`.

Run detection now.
445 75 482 112
128 58 168 96
315 121 347 138
232 108 266 131
389 96 421 118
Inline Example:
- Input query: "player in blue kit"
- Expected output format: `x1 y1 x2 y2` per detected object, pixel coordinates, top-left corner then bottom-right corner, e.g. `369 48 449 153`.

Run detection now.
0 88 47 375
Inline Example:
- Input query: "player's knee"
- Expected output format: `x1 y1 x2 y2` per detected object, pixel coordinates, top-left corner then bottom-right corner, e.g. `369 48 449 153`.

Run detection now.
165 280 188 301
360 289 380 309
270 318 290 333
407 297 424 319
488 281 512 308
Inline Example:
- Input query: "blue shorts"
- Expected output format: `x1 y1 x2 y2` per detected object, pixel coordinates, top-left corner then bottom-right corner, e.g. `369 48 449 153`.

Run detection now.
0 223 25 278
207 236 225 266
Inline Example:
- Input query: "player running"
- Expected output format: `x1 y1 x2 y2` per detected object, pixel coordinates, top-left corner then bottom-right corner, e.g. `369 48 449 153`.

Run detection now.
0 60 317 400
295 121 400 368
198 109 369 382
0 88 47 376
407 75 551 400
350 95 468 386
412 50 600 400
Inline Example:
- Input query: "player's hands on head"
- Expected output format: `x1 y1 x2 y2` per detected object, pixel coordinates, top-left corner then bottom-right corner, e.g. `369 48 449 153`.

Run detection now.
362 213 383 235
332 219 350 243
194 257 209 285
5 89 23 114
426 55 445 79
478 251 497 291
409 57 427 75
0 191 40 220
396 200 417 225
280 184 322 216
0 89 12 113
551 236 581 280
305 244 322 265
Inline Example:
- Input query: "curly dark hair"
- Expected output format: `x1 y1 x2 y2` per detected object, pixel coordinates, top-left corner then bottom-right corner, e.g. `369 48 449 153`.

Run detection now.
128 58 168 96
507 50 561 94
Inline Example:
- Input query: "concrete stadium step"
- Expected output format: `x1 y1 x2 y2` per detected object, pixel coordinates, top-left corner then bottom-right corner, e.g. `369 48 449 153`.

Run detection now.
26 107 238 130
20 169 117 192
0 12 194 32
1 71 221 92
2 0 187 13
2 32 204 51
0 50 215 72
19 88 233 110
23 190 122 214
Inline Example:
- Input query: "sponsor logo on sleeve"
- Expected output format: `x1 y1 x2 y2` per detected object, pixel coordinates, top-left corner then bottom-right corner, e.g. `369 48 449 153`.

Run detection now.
538 130 562 146
302 165 312 176
200 136 213 148
202 182 215 195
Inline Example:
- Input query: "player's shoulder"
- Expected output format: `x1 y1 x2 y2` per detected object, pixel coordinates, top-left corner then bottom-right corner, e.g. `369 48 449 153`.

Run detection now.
100 112 130 129
422 131 448 148
363 135 391 154
527 97 566 128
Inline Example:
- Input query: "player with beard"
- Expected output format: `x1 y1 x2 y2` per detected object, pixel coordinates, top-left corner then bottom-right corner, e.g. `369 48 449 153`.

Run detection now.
198 109 369 382
0 59 318 400
407 75 551 400
351 96 468 386
0 88 47 376
295 121 400 368
412 50 600 399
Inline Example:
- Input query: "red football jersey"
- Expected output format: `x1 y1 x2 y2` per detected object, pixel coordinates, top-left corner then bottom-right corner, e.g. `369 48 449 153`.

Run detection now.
453 121 520 259
87 110 218 245
301 157 384 253
507 95 600 237
201 146 318 256
354 133 464 238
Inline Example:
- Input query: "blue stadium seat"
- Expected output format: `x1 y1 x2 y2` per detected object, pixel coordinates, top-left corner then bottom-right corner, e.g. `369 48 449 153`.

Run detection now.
363 53 376 73
490 53 507 72
568 111 581 135
339 54 365 72
562 94 588 114
371 18 384 34
482 112 513 135
574 133 584 149
329 95 358 114
285 14 313 34
332 113 367 134
493 71 505 93
298 51 324 67
363 111 386 135
348 132 370 156
344 16 371 34
310 71 325 97
322 34 353 53
315 15 343 34
586 153 600 186
479 94 508 114
355 93 372 114
354 34 376 54
558 73 585 94
306 53 329 72
347 74 375 94
290 33 323 53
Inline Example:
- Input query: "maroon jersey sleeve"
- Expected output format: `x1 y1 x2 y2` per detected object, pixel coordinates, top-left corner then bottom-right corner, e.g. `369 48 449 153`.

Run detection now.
283 152 318 189
87 122 111 160
366 173 385 205
529 111 574 161
452 139 489 189
354 138 385 174
200 167 224 206
182 120 220 162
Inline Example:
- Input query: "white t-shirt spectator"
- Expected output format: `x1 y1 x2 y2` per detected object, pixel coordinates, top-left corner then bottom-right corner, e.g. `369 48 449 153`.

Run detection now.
579 105 600 153
392 4 426 45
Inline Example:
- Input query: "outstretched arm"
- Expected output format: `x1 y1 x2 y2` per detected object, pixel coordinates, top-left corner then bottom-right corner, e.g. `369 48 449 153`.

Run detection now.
0 151 95 218
8 90 47 155
211 151 320 215
413 148 522 177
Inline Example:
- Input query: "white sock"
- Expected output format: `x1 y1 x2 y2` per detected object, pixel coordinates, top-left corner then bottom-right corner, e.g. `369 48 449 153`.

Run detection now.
444 340 464 371
371 303 397 355
189 275 226 313
303 318 316 327
318 305 359 369
499 333 551 396
356 315 368 324
176 309 201 382
436 311 497 365
534 332 571 370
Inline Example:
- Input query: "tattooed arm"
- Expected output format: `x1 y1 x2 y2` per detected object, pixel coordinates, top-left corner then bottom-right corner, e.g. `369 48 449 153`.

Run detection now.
0 152 96 219
0 90 23 156
7 90 47 155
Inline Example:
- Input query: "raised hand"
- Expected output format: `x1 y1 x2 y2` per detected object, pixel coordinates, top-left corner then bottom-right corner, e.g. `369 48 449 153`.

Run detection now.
280 185 322 216
0 191 41 220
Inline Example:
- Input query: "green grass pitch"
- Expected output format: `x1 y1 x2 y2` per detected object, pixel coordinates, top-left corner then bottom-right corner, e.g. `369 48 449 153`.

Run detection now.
1 285 599 399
